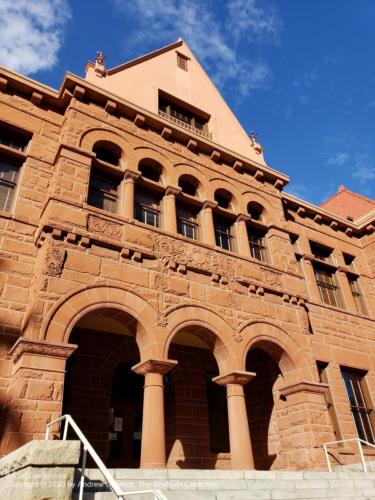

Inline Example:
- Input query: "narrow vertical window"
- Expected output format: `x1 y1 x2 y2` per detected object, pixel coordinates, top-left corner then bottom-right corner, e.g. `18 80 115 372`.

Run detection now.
348 277 367 315
248 227 267 262
177 53 188 71
214 216 233 251
314 265 341 308
87 170 120 214
176 203 198 240
0 158 21 211
135 190 161 227
341 368 375 444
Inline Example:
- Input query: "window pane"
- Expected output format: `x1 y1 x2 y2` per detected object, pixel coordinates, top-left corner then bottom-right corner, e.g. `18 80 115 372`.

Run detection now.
0 161 19 183
87 171 119 214
0 182 13 211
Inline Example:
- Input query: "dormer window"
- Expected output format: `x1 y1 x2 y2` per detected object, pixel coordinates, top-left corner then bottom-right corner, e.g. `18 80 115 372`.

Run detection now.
177 53 188 71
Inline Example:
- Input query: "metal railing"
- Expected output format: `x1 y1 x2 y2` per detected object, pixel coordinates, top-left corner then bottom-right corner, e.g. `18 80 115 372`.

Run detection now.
323 437 375 472
45 414 167 500
158 110 212 140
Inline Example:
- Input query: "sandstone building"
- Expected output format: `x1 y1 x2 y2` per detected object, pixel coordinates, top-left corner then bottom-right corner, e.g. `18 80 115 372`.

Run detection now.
0 39 374 472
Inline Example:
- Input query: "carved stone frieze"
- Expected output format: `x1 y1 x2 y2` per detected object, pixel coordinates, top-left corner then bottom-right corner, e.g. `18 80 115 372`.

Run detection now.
10 338 77 363
153 235 236 280
44 242 66 277
88 215 122 240
261 267 283 288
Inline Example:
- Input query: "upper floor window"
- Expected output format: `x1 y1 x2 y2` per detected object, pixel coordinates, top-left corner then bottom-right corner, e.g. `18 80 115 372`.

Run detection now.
178 174 198 197
214 189 232 210
158 92 210 137
314 265 341 308
177 53 188 71
343 253 356 272
310 241 333 263
247 201 264 221
214 215 233 251
176 202 199 240
0 157 21 211
138 159 162 183
341 367 375 444
0 123 30 152
93 141 121 166
348 277 367 315
87 169 120 214
135 189 161 227
248 227 267 262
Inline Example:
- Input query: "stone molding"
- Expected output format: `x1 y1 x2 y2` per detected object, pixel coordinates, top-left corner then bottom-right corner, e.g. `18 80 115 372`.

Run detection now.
280 381 329 397
213 370 256 386
165 186 181 196
10 338 77 363
44 242 66 277
237 213 250 223
132 358 178 376
124 169 141 181
202 200 218 210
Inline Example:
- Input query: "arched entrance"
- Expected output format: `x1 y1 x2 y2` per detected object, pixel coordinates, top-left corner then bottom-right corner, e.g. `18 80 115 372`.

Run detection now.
62 307 143 467
165 325 230 469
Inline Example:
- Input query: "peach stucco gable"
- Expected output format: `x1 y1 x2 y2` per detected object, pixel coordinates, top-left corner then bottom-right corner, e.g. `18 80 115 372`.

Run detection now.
85 39 267 165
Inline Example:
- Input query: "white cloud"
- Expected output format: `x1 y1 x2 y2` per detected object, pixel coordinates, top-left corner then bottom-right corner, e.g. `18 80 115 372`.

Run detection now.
352 165 375 184
0 0 70 75
327 152 349 166
112 0 280 97
293 68 318 88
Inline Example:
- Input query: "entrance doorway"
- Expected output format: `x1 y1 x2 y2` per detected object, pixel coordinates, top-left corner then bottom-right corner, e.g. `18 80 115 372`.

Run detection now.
108 362 143 468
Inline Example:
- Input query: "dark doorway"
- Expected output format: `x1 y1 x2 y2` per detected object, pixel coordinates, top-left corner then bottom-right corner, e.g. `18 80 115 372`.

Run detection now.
108 362 144 468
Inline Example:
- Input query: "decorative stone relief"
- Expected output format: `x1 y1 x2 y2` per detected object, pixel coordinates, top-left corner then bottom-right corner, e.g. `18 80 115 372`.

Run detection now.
88 215 122 240
44 242 66 277
261 267 283 288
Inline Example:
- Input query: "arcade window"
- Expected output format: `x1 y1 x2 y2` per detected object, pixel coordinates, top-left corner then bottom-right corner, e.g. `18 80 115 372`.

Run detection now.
214 215 233 251
176 202 199 240
135 189 161 227
314 265 341 308
87 169 120 214
341 367 375 444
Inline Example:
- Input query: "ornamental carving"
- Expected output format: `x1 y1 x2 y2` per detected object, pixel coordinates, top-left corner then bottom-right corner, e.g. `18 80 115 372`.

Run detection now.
153 235 236 280
10 338 77 363
88 215 122 240
44 242 66 277
261 267 283 288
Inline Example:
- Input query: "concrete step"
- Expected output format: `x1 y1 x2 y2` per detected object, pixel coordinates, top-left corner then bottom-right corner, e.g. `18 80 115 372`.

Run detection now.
73 468 375 500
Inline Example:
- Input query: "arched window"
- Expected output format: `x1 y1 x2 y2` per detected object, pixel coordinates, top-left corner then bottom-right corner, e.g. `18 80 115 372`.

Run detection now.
178 174 199 197
135 159 164 227
247 201 264 221
214 188 232 210
87 141 122 214
176 175 201 240
246 202 267 261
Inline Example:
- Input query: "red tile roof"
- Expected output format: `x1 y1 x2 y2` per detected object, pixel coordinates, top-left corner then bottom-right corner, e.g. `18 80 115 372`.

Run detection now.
320 185 375 221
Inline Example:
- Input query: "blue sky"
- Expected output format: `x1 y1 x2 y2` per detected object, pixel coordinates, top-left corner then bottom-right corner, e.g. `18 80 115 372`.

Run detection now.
1 0 374 205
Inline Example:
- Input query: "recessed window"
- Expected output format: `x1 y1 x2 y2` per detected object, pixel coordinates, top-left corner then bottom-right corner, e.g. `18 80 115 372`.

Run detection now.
247 202 264 221
0 123 30 152
176 202 199 240
214 189 232 210
248 227 267 262
0 157 22 212
348 277 366 315
177 53 188 71
310 242 332 262
214 215 233 251
87 169 120 213
343 253 355 271
178 174 198 197
314 265 341 308
138 159 162 183
158 93 210 137
135 189 161 227
93 141 121 166
341 367 375 444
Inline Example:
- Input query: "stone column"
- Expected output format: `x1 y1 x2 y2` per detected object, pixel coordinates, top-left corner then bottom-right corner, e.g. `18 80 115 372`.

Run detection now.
202 201 218 246
164 186 181 233
132 358 177 468
236 214 251 257
1 338 77 456
123 170 140 219
213 370 256 469
336 267 357 311
301 255 321 303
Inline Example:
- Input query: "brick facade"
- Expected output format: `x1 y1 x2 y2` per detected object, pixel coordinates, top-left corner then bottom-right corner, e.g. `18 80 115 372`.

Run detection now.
0 42 374 471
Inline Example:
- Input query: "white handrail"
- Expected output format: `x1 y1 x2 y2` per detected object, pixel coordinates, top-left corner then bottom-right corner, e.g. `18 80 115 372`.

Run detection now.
322 437 375 472
45 414 167 500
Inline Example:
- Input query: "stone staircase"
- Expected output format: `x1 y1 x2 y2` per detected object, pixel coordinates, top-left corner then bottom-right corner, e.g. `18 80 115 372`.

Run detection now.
74 467 375 499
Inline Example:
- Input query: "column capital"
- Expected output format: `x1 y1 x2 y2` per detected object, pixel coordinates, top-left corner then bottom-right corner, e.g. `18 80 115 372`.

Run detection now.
203 200 218 210
237 213 250 223
280 381 329 397
165 185 181 196
213 370 256 386
124 169 140 181
132 358 178 376
10 338 77 363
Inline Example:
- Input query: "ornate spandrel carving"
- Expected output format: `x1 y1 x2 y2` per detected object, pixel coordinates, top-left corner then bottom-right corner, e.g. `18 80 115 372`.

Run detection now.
88 215 122 240
44 242 66 277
